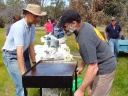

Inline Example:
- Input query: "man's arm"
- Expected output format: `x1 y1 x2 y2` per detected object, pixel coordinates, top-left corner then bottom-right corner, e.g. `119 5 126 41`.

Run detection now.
118 31 122 39
29 42 36 63
104 31 108 42
74 62 98 96
119 26 123 39
119 25 122 39
16 46 25 75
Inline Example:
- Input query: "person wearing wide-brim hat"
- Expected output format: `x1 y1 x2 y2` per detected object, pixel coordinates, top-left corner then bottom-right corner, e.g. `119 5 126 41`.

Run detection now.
2 4 46 96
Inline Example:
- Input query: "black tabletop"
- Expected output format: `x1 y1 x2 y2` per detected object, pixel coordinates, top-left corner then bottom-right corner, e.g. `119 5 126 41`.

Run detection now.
23 61 77 77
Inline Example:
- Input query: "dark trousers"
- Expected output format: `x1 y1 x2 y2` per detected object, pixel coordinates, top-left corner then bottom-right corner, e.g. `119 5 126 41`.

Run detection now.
23 48 31 71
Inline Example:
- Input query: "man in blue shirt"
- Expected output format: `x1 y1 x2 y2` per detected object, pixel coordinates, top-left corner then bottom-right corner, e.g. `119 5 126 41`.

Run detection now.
2 4 46 96
105 17 122 58
5 14 31 71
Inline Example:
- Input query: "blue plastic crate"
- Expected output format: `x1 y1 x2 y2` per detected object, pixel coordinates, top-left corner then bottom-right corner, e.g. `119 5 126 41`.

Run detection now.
117 40 128 53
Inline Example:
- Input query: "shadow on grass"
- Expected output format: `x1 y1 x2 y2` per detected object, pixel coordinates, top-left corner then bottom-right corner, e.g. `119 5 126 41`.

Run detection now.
118 52 128 57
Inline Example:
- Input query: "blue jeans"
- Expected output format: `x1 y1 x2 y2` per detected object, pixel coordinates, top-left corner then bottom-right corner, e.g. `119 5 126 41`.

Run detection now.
108 39 118 58
57 33 64 39
2 51 24 96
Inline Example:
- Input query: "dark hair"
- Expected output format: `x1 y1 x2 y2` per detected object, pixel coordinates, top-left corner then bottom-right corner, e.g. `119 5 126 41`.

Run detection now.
23 10 30 15
13 14 21 23
51 19 56 23
47 17 51 21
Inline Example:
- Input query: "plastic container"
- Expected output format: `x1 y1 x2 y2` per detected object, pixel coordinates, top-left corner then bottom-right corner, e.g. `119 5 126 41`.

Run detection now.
69 78 83 92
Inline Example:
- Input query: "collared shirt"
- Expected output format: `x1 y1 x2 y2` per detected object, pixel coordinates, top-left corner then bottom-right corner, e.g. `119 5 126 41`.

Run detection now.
105 24 122 39
2 18 35 52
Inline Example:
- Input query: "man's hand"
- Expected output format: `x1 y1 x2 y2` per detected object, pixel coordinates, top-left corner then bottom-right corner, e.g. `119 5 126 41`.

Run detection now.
76 65 85 74
76 63 98 96
105 39 108 43
74 89 84 96
88 89 92 96
21 70 25 75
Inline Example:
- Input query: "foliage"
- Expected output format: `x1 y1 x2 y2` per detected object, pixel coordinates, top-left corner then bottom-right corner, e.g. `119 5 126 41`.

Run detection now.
0 1 6 10
0 1 6 25
51 0 66 19
69 0 88 22
0 15 6 28
68 0 128 39
6 0 21 5
104 1 122 17
69 0 109 26
3 0 23 23
24 0 41 5
44 0 66 19
2 0 128 34
1 0 67 26
36 0 67 26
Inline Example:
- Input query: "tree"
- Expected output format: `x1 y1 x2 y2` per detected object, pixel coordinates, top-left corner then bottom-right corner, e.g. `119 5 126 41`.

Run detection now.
3 0 23 23
24 0 42 5
0 1 6 10
39 0 66 26
0 1 6 28
69 0 107 26
0 15 6 28
49 0 66 19
104 1 122 17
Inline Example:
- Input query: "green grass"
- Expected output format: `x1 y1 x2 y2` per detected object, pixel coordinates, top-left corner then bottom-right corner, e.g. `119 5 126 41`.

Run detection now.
110 56 128 96
0 27 128 96
0 28 15 96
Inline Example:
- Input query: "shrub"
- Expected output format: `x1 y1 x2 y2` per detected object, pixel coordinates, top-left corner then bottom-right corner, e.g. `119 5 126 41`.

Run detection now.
0 15 6 28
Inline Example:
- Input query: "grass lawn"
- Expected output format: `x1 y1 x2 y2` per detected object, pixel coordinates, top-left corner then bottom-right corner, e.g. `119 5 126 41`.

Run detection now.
0 27 128 96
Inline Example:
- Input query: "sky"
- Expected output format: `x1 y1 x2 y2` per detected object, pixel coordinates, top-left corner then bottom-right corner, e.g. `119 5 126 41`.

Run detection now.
43 0 69 6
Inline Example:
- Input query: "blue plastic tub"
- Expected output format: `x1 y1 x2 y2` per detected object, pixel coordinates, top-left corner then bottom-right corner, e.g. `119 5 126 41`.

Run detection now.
117 40 128 53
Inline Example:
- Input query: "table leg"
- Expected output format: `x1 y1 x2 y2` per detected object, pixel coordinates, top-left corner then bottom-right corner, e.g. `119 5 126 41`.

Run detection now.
70 87 72 96
75 69 77 91
40 88 42 96
24 88 27 96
